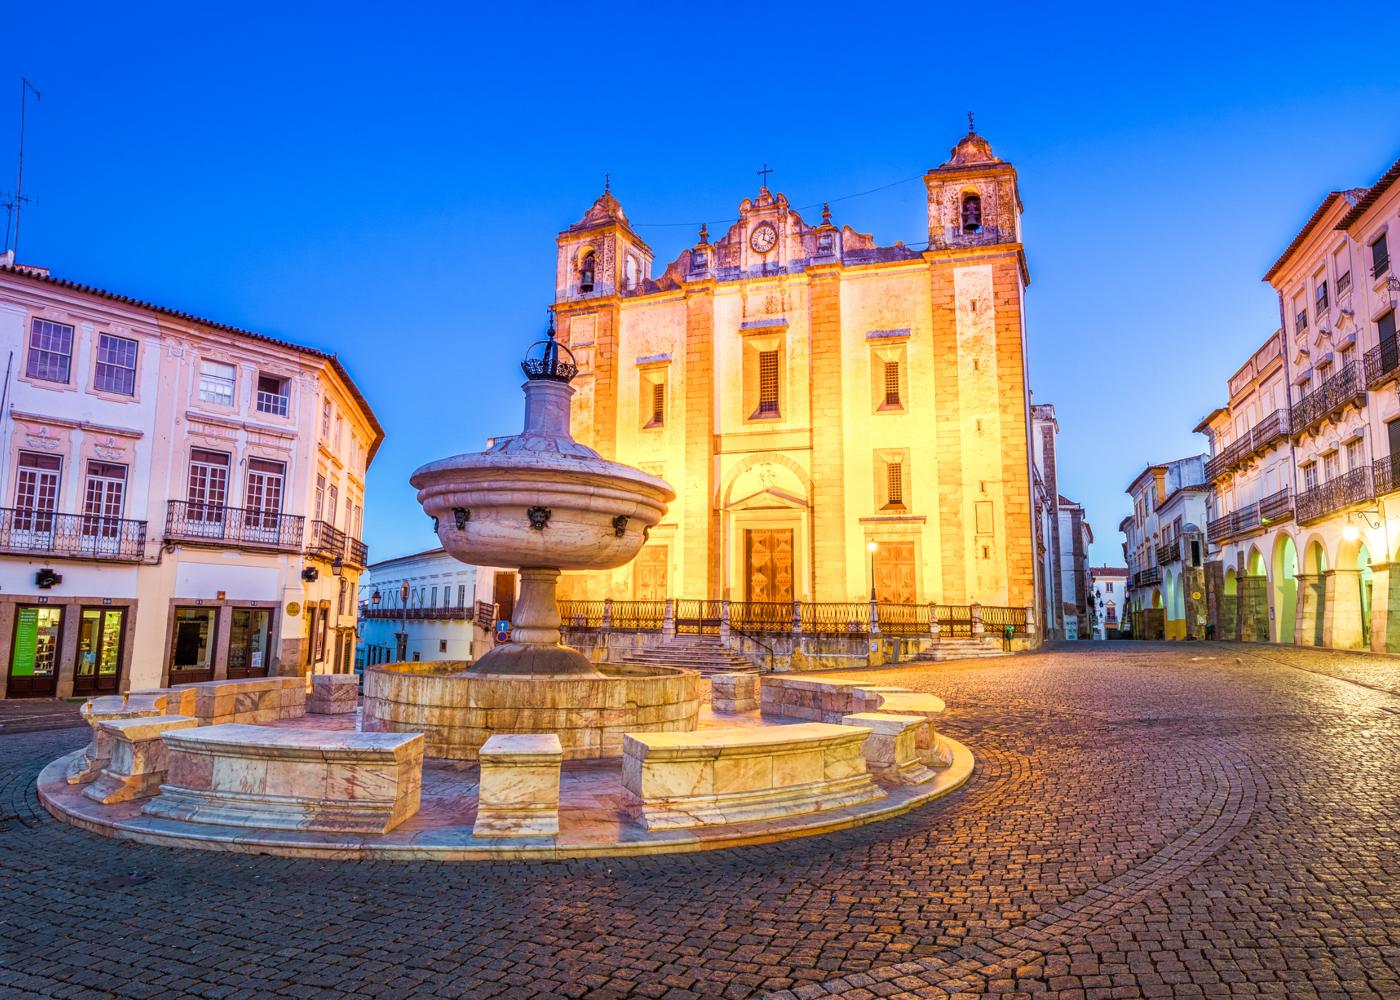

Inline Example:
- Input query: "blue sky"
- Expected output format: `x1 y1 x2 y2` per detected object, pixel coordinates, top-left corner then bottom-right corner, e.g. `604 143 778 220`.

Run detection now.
6 2 1399 567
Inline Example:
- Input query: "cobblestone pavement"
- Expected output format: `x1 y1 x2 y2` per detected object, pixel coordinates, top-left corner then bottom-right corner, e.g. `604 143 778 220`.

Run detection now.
4 641 1400 999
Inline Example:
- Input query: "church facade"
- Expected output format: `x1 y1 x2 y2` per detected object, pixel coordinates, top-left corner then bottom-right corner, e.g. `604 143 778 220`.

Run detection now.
551 128 1035 613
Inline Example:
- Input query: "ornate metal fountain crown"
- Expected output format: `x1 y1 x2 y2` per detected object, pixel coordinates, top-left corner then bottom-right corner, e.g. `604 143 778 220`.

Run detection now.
521 313 579 383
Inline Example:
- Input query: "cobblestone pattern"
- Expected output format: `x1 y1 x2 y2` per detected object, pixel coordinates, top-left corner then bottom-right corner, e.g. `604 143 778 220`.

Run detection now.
3 642 1400 998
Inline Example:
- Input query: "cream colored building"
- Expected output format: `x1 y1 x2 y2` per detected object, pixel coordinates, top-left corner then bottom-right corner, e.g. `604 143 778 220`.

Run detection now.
1205 149 1400 651
0 257 381 698
551 127 1036 617
1122 456 1210 640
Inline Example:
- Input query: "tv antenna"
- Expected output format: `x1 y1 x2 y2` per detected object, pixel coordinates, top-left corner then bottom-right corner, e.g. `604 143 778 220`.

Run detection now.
12 77 40 259
1 190 33 255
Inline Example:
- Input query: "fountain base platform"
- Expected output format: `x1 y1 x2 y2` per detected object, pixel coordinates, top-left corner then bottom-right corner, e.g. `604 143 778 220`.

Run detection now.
468 643 601 678
361 661 700 761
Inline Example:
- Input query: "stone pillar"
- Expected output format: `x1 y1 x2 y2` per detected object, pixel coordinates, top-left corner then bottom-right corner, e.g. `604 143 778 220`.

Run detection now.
1369 564 1391 654
970 602 984 637
808 267 847 600
791 601 802 634
1322 569 1365 650
601 598 613 630
663 599 676 639
869 599 880 636
681 288 717 597
929 602 940 639
1294 574 1324 646
719 598 731 644
1385 567 1400 654
1239 575 1268 643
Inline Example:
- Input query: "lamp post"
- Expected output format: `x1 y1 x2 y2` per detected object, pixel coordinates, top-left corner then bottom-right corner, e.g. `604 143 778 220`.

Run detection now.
866 540 878 602
399 580 410 661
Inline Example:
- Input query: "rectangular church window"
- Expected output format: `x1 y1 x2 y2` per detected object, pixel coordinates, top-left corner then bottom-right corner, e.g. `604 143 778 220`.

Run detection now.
883 361 900 407
886 462 904 507
650 381 665 427
757 351 780 415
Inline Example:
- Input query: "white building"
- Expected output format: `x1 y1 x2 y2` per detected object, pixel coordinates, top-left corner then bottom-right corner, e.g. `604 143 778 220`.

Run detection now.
358 548 508 666
1123 456 1210 640
0 258 380 698
1089 566 1130 638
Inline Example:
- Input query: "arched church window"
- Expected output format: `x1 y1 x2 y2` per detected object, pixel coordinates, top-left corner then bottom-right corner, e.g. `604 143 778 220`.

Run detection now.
961 193 982 234
624 255 638 290
580 251 596 292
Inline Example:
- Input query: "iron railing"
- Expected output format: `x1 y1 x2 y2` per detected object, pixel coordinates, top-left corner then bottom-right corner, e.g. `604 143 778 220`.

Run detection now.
1291 362 1365 436
1375 455 1400 496
1364 339 1400 390
801 601 871 636
1132 566 1162 588
306 519 347 561
557 600 606 629
1296 466 1375 524
164 501 303 551
1156 538 1181 565
1206 488 1293 541
980 605 1029 637
876 602 931 636
730 601 794 633
1205 408 1290 480
345 537 369 568
933 604 973 637
0 508 147 561
675 599 723 635
362 606 470 621
610 600 666 631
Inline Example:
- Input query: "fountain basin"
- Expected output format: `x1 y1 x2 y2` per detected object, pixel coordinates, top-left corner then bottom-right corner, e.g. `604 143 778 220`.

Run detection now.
361 661 701 761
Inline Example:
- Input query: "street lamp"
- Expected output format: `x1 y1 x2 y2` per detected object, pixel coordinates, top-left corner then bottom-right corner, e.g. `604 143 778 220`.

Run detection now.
371 590 381 608
398 580 411 661
866 540 878 602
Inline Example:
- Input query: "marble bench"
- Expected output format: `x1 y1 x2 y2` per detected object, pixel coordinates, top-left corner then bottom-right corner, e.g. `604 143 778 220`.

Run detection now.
68 693 174 785
711 672 759 713
84 715 199 804
473 734 563 838
621 723 885 831
759 677 889 724
842 712 938 785
309 674 358 715
143 725 424 834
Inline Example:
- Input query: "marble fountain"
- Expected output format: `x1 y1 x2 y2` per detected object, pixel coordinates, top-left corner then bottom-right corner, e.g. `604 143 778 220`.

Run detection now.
37 327 973 859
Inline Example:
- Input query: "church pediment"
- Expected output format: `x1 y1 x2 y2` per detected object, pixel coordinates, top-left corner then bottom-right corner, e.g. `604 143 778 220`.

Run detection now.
728 486 808 511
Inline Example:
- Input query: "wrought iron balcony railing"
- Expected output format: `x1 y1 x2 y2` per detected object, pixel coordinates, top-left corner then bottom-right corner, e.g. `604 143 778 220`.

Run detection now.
1374 455 1400 497
165 501 304 551
1131 566 1162 588
306 519 347 561
1364 339 1400 390
345 537 369 568
0 508 147 561
1205 409 1290 480
361 606 471 621
1296 467 1375 524
1156 539 1181 564
1290 362 1365 437
1206 488 1293 541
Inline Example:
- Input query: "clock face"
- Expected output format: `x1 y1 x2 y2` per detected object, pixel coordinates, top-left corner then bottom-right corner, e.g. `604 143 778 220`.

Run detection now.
749 222 778 254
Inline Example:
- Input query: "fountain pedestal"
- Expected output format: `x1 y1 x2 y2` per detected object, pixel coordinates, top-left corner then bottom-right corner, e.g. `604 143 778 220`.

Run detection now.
472 568 597 677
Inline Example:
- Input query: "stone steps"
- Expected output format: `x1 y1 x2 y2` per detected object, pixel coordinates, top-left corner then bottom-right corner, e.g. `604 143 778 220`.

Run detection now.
618 639 758 676
907 639 1010 663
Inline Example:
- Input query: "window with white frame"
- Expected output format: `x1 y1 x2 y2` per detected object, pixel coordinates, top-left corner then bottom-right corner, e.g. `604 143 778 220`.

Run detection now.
1323 451 1340 482
26 318 74 384
322 400 332 438
198 360 236 406
94 334 138 395
1346 438 1364 472
256 373 290 416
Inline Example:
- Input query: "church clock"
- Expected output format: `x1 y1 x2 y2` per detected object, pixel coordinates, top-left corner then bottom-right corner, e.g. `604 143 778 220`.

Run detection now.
749 222 778 254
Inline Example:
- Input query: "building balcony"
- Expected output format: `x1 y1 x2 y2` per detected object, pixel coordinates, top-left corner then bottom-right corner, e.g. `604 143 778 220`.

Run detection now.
345 536 369 569
306 519 347 561
1296 467 1375 525
1206 488 1294 542
1364 340 1400 390
164 501 304 552
1205 409 1290 480
361 606 472 621
0 508 148 562
1374 455 1400 497
1131 566 1162 588
1290 363 1365 438
1156 539 1181 565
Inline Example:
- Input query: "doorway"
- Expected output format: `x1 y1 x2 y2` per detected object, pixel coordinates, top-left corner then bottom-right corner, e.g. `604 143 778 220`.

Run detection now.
493 571 517 623
744 528 794 603
169 607 218 683
8 605 64 697
73 606 126 697
227 608 272 679
874 541 917 604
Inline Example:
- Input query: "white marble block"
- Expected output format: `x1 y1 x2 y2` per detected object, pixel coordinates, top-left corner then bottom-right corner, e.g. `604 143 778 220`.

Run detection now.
309 674 359 715
841 712 937 784
621 723 885 831
84 715 200 804
711 673 759 713
143 725 424 834
67 693 170 785
473 734 563 838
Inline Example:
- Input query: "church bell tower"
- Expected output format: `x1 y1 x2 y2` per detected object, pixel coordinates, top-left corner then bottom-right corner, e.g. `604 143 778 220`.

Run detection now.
924 117 1023 252
555 180 653 302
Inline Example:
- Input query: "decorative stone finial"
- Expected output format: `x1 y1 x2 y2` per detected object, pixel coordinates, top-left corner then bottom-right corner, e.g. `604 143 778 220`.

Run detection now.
821 203 832 226
968 110 975 134
698 223 709 245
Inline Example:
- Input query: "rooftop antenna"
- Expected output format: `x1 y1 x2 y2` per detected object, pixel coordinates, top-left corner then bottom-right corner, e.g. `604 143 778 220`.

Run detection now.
13 77 40 259
0 190 32 255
